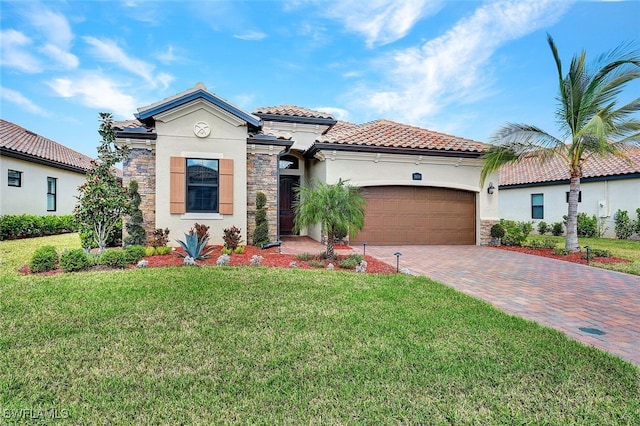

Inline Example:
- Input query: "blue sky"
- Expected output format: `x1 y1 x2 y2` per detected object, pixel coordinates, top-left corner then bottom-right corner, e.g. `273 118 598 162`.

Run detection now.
1 0 639 158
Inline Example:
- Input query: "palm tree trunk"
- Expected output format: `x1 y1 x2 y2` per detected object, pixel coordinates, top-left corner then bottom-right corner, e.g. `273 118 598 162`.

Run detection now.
326 230 335 260
565 173 581 252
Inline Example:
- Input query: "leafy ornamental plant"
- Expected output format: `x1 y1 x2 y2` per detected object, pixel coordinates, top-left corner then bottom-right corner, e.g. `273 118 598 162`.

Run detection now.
294 178 365 260
74 113 130 252
480 35 640 252
223 226 242 250
176 224 214 260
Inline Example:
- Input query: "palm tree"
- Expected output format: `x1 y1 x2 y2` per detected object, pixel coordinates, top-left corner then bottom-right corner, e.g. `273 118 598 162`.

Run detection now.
294 178 366 259
481 34 640 252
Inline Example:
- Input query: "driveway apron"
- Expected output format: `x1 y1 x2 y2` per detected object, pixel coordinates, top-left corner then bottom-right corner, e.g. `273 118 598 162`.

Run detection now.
366 245 640 367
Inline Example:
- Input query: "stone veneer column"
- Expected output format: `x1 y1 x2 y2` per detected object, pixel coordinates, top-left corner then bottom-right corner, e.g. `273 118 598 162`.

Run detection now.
479 219 499 245
247 152 279 244
123 148 156 241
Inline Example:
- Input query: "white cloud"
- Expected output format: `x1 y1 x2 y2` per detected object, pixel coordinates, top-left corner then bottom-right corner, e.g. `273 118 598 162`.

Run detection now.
25 7 79 70
314 106 350 121
156 45 179 64
325 0 442 47
0 86 50 116
40 44 80 69
233 31 267 41
47 73 138 118
83 36 173 88
352 0 570 124
0 30 42 73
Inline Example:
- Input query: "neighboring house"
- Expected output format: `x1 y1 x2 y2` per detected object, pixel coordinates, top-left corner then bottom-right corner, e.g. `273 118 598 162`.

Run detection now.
114 83 499 246
499 150 640 237
0 119 94 216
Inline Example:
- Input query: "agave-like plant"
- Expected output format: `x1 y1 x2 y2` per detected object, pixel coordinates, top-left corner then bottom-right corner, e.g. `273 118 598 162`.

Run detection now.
176 230 214 260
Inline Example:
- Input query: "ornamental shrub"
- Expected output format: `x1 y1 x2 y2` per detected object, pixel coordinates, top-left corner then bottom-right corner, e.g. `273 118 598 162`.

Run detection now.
99 249 128 268
60 249 90 272
551 222 564 236
338 254 364 269
125 245 146 263
490 223 505 239
253 192 269 247
537 221 549 235
223 226 242 250
0 214 77 240
576 213 598 238
29 245 58 273
499 219 532 246
124 180 146 246
614 209 636 240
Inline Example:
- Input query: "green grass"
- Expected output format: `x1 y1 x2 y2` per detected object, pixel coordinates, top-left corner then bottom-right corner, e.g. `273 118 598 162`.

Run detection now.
529 235 640 275
1 235 639 423
0 233 82 278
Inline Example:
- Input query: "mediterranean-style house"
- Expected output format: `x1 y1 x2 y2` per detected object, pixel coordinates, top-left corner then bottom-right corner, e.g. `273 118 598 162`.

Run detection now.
114 83 499 246
1 119 94 215
499 149 640 237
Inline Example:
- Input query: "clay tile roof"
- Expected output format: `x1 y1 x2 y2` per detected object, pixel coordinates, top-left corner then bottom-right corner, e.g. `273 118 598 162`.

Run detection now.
113 119 147 130
254 105 335 120
499 148 640 186
0 119 94 172
321 119 488 153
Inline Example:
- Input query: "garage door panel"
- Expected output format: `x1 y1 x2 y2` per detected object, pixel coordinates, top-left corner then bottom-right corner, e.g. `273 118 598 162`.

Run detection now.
351 186 475 245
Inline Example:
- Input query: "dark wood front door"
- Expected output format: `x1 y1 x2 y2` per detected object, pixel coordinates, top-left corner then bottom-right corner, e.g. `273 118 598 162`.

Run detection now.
279 176 299 236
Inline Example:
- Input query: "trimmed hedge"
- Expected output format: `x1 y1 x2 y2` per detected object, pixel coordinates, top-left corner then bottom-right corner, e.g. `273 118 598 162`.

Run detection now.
0 214 77 240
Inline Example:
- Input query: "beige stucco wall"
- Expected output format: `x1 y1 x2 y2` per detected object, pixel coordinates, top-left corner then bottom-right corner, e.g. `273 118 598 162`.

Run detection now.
305 151 499 245
0 156 85 215
499 178 640 238
153 100 249 246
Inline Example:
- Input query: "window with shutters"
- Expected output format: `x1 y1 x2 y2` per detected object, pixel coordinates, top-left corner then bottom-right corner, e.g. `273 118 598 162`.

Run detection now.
170 157 233 215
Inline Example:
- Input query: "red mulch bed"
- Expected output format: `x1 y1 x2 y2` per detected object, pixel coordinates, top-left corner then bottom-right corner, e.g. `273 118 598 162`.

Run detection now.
491 245 630 265
20 245 396 275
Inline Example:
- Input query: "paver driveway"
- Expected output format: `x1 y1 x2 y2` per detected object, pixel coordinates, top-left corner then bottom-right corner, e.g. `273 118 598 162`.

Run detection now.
366 245 640 367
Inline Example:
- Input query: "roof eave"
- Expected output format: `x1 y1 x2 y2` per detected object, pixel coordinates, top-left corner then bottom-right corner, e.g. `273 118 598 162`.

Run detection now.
304 142 485 159
1 147 89 174
255 113 337 127
135 89 262 128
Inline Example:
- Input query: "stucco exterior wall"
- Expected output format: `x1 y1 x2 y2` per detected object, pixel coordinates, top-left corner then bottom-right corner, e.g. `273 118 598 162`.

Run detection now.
0 156 85 215
307 151 499 245
499 177 640 238
152 101 249 246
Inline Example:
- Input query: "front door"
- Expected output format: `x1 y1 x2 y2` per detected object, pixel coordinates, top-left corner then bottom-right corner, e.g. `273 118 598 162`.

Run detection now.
279 176 299 235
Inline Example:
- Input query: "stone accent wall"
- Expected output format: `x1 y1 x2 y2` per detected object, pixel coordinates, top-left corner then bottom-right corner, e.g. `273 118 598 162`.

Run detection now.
247 152 279 244
480 219 499 245
123 148 156 241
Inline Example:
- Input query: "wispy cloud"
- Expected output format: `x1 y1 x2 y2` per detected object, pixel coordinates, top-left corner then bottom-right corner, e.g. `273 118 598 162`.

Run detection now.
0 30 42 73
25 7 79 70
351 0 570 124
233 31 267 41
314 106 350 121
0 86 50 116
83 37 173 89
325 0 442 47
47 73 138 118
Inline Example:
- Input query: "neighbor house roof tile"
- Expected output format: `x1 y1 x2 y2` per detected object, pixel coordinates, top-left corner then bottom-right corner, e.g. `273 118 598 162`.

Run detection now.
321 119 488 153
499 148 640 186
0 119 94 172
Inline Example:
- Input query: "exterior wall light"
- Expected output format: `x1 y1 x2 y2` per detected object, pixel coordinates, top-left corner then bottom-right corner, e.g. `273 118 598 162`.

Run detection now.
487 182 496 195
393 252 402 273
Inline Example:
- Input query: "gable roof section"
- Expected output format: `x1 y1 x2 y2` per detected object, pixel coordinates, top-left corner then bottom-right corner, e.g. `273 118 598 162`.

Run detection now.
0 119 94 174
136 83 261 128
254 105 337 127
499 148 640 187
309 119 488 157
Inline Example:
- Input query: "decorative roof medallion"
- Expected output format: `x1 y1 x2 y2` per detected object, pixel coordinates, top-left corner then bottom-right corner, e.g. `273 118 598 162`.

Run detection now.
193 121 211 138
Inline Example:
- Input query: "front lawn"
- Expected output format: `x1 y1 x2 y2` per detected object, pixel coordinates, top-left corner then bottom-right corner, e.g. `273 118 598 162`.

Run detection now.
528 235 640 276
1 251 638 423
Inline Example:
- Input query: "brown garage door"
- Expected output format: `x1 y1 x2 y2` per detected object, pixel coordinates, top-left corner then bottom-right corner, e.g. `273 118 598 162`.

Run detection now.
351 186 476 245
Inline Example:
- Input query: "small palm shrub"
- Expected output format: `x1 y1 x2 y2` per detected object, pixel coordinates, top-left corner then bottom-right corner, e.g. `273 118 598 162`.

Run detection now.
295 252 315 261
223 226 242 250
60 249 90 272
125 245 146 263
99 249 129 268
30 245 58 273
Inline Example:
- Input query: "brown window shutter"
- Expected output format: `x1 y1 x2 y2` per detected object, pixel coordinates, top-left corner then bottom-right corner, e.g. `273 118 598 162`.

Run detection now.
170 157 186 214
219 159 234 214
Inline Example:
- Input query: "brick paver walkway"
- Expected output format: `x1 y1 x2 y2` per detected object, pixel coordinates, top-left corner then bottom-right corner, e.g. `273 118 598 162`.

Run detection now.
280 238 640 367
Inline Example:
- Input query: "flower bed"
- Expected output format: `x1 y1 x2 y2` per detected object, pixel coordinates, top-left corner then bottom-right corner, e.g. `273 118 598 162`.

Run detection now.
491 245 630 265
